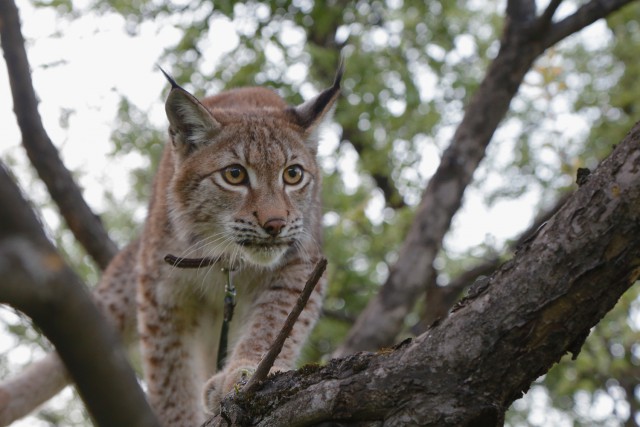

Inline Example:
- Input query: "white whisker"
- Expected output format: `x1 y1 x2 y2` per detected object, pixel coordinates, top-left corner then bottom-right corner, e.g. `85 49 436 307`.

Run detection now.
199 233 237 291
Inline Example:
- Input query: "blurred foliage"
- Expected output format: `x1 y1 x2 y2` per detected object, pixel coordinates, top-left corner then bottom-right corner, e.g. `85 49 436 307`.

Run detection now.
4 0 640 425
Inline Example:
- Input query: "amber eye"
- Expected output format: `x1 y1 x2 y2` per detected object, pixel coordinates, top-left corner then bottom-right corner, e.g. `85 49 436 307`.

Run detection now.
222 165 248 185
283 165 304 185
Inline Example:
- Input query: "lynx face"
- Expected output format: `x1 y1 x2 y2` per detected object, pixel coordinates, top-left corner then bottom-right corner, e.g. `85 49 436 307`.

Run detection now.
162 70 342 268
168 113 320 267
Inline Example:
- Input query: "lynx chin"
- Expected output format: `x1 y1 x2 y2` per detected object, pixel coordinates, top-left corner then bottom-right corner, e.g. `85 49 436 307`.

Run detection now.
0 59 343 426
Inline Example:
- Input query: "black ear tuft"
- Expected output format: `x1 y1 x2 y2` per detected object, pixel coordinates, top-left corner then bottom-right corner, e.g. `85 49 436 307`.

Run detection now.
331 54 345 91
291 55 344 131
158 66 181 90
161 67 220 156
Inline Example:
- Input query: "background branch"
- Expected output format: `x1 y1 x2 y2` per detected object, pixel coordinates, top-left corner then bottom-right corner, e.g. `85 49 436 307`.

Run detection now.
412 259 499 335
543 0 638 48
341 127 406 209
506 0 536 24
334 0 637 357
0 0 118 270
335 0 545 357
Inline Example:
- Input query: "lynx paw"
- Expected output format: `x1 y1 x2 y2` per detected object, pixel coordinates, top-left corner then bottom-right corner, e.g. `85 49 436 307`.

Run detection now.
204 363 255 414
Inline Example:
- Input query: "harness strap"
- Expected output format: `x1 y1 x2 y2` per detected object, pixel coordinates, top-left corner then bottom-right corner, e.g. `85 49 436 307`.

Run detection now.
217 267 236 371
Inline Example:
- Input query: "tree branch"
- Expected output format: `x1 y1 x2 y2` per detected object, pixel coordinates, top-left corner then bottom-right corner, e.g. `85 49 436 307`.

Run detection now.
539 0 564 25
542 0 638 49
0 163 158 427
0 0 118 270
205 120 640 426
303 6 407 210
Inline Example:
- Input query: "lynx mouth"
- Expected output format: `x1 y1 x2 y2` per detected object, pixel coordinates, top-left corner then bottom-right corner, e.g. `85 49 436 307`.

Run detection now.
236 240 294 266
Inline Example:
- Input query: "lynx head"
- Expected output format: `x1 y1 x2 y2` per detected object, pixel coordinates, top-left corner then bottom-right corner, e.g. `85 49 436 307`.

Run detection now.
161 62 343 268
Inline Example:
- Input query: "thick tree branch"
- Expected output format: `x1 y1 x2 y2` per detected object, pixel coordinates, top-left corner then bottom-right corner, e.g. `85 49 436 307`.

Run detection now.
205 121 640 427
0 163 158 427
0 0 118 270
334 0 636 357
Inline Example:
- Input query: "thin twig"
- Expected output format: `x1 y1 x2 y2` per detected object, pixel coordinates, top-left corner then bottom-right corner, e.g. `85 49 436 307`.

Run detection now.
242 258 327 394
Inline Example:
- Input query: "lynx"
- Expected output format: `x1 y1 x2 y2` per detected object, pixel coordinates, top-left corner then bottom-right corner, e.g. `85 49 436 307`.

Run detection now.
0 62 342 426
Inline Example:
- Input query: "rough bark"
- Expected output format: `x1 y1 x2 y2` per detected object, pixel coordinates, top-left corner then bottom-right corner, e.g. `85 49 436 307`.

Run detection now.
0 163 159 427
0 0 118 270
204 121 640 427
413 192 572 335
335 0 638 356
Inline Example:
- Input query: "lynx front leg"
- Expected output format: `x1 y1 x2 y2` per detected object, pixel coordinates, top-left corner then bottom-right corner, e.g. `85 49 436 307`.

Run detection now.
137 274 205 427
204 260 325 413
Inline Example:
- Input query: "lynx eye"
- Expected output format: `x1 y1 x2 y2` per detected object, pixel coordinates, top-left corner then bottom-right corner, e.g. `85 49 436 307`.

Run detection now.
222 165 248 185
283 165 304 185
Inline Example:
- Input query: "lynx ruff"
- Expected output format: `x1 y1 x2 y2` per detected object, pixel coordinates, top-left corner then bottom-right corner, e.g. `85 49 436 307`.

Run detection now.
0 63 343 426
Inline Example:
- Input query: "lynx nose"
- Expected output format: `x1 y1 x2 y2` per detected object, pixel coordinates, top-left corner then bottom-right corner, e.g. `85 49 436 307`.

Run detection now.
262 218 286 237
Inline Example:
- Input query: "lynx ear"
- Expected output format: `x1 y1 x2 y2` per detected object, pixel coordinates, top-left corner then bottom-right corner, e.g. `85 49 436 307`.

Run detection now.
290 57 344 141
160 68 220 156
